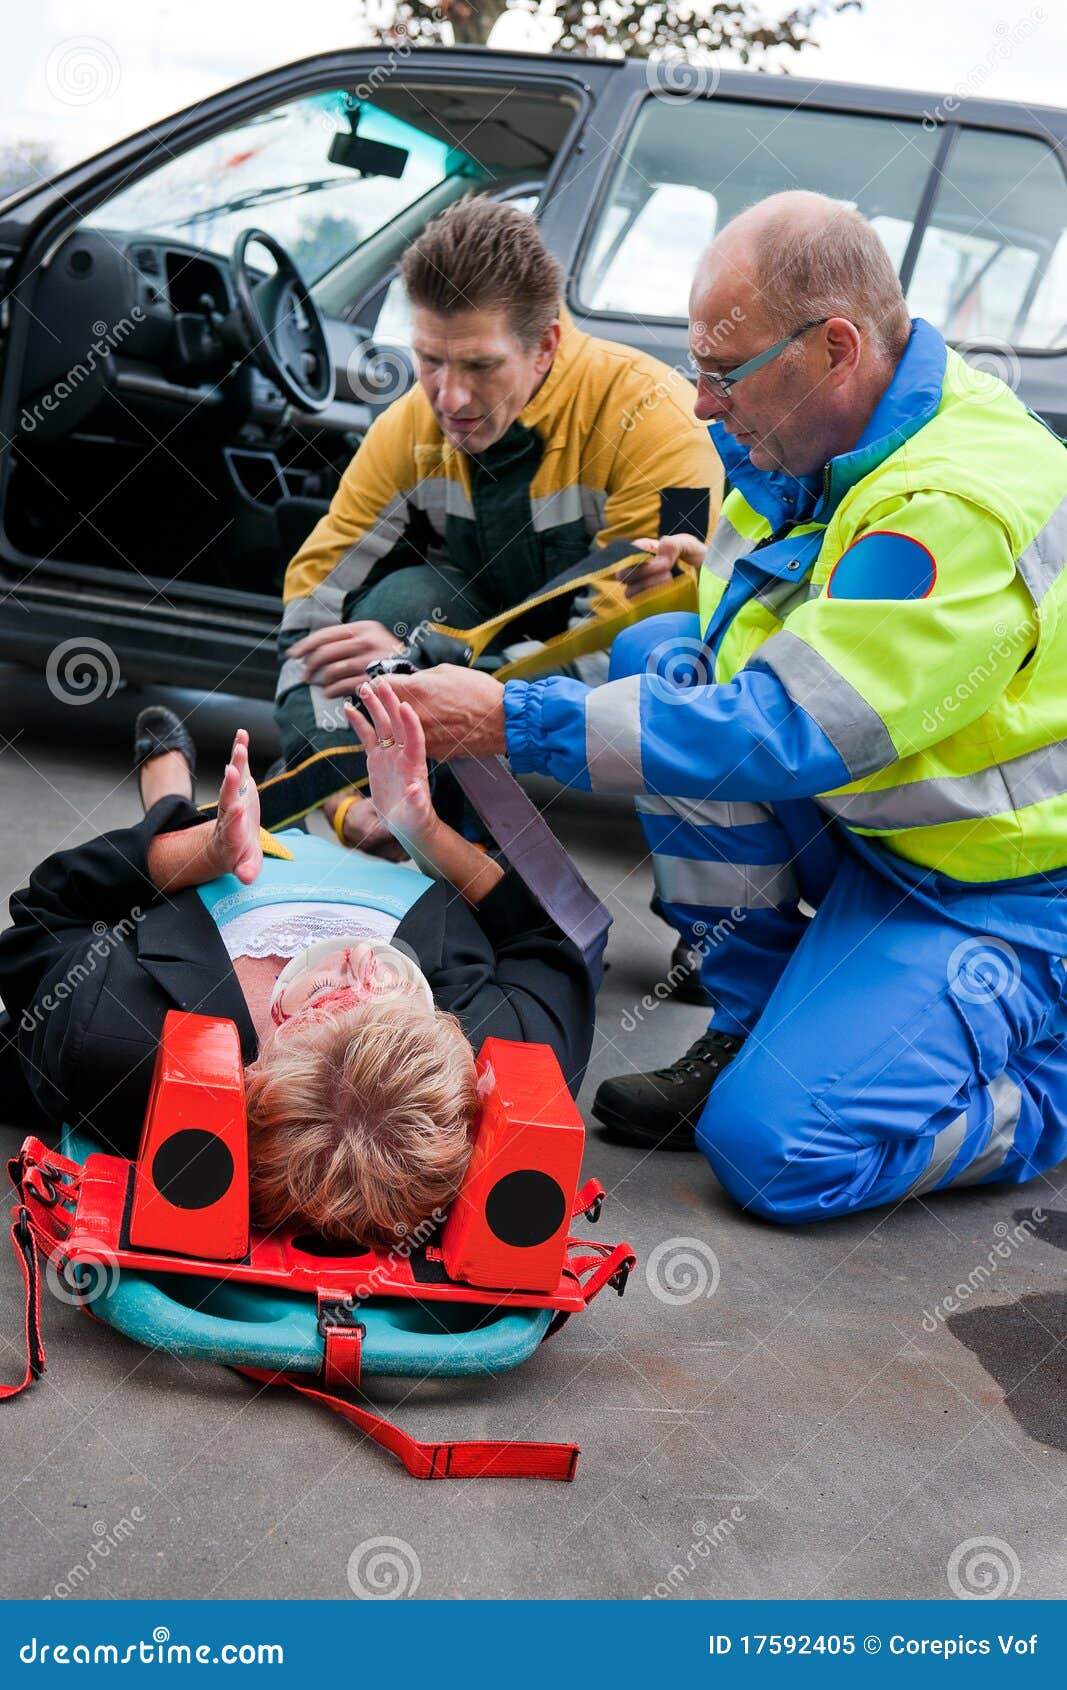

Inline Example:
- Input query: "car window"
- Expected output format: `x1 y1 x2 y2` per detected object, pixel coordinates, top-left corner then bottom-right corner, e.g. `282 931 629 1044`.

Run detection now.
83 92 488 284
577 99 941 318
905 128 1067 350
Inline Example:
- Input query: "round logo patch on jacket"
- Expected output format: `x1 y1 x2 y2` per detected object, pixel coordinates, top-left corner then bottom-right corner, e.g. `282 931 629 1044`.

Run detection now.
826 530 937 600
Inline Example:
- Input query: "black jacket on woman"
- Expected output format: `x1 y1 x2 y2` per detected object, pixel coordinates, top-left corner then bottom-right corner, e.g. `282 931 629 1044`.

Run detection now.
0 797 598 1156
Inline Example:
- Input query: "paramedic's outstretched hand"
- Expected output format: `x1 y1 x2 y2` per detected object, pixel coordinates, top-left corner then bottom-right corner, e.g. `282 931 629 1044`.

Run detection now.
378 665 506 761
289 620 406 694
616 532 707 599
210 730 262 884
345 683 435 851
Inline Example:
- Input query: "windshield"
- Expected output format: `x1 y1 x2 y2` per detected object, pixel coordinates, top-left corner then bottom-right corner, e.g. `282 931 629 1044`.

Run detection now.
85 92 486 282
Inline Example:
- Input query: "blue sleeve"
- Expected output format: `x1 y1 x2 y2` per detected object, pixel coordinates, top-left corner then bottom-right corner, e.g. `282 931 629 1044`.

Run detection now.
503 668 853 800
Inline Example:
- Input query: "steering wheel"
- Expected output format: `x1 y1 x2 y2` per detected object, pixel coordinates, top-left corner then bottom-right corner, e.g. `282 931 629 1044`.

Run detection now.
231 228 335 413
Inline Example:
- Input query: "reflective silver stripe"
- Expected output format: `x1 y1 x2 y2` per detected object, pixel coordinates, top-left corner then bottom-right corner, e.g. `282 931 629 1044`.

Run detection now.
703 514 754 582
753 576 822 618
636 794 771 829
276 656 306 699
1015 493 1067 606
409 476 474 527
909 1110 969 1197
652 855 798 909
951 1073 1022 1187
585 673 644 792
819 738 1067 832
750 629 898 780
530 485 610 534
278 491 413 641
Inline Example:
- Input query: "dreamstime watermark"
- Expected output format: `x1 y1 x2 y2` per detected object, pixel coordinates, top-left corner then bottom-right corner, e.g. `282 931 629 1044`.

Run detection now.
44 1510 145 1600
20 309 145 434
44 37 121 107
346 342 412 406
45 637 122 705
20 910 143 1033
922 11 1046 127
947 936 1021 1005
918 610 1037 738
621 309 746 432
45 1237 122 1311
921 1209 1044 1332
645 1509 746 1598
346 1536 422 1599
645 47 721 104
955 338 1023 405
947 1536 1022 1599
645 1237 721 1305
619 915 742 1033
19 1628 283 1665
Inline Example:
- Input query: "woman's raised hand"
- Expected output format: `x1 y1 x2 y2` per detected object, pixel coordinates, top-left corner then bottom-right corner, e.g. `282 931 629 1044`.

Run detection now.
344 681 436 851
211 729 263 884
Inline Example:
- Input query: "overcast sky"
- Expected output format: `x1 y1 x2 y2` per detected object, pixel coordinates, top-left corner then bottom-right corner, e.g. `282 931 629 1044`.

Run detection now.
3 0 1062 166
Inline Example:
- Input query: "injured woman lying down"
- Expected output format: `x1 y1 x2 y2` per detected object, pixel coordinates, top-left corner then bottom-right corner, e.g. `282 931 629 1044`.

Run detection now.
0 681 599 1249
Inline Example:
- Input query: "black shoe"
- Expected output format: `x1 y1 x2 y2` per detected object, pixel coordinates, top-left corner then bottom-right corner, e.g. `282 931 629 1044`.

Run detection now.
666 938 711 1007
592 1030 745 1151
133 705 196 811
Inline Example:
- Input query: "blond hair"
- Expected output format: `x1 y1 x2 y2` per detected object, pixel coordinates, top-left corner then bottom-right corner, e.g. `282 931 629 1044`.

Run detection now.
245 997 478 1250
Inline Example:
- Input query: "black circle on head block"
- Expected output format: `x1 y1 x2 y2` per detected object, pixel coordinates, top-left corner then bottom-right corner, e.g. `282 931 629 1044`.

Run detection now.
485 1169 567 1249
151 1129 234 1210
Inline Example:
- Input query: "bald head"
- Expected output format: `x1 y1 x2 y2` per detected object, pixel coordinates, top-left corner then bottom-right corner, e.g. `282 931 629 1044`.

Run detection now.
693 191 910 362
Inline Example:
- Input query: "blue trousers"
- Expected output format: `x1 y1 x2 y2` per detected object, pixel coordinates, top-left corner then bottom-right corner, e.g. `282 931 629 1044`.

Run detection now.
612 615 1067 1221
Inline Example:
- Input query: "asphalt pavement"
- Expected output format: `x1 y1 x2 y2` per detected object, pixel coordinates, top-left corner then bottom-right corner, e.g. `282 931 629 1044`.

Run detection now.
1 661 1066 1602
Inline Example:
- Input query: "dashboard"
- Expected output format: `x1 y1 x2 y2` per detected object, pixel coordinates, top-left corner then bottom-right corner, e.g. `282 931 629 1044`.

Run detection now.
17 228 381 445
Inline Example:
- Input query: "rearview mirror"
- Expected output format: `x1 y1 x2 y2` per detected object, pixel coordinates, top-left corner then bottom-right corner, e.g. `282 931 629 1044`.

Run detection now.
328 131 408 179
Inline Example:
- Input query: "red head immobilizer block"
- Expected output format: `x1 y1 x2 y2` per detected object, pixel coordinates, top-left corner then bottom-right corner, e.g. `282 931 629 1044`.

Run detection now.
128 1010 249 1261
442 1038 585 1293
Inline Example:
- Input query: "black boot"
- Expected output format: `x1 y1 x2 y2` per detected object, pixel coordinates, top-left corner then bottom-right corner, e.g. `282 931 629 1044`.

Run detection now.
591 1029 745 1151
666 938 711 1007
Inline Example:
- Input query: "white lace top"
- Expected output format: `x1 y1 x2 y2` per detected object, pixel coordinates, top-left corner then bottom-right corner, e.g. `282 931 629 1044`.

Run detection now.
219 900 400 961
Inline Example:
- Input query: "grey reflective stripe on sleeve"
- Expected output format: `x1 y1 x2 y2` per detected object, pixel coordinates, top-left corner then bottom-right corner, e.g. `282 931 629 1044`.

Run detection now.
1015 492 1067 606
750 629 898 780
309 685 350 733
704 515 754 582
950 1072 1022 1187
580 485 609 535
279 490 414 639
818 738 1067 831
585 673 645 792
636 794 772 829
909 1110 969 1197
652 855 798 909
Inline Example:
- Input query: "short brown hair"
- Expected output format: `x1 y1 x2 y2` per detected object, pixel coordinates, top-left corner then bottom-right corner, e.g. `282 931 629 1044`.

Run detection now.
245 997 478 1250
400 196 563 346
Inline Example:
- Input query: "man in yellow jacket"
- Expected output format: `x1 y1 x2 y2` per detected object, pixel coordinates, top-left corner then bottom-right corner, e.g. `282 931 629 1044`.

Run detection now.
275 195 721 849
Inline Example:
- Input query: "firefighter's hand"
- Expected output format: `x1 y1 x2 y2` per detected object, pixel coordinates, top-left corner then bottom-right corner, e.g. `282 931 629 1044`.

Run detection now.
289 620 407 694
371 666 506 761
616 533 707 598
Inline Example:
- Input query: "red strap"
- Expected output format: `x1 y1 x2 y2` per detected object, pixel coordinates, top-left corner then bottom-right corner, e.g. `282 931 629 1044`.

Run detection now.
571 1178 604 1222
322 1322 363 1392
234 1366 579 1481
0 1209 45 1401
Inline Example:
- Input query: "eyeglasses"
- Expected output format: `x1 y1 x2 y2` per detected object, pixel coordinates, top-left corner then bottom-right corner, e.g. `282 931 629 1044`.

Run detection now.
688 318 829 398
